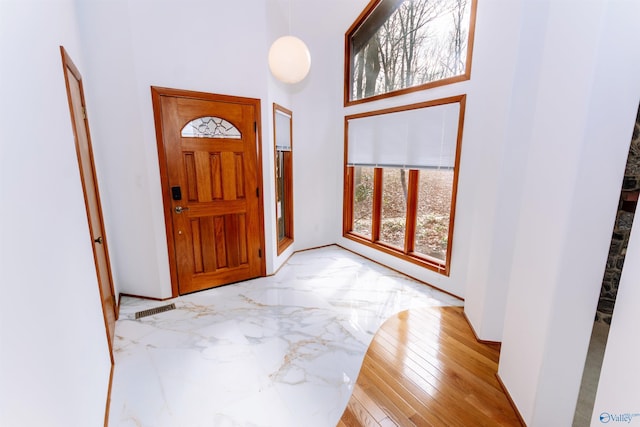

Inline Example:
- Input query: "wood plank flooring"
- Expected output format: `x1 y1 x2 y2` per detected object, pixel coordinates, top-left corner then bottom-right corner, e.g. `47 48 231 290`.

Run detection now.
338 306 523 427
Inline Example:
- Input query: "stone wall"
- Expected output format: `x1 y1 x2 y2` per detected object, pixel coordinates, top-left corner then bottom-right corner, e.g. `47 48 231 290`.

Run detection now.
596 107 640 324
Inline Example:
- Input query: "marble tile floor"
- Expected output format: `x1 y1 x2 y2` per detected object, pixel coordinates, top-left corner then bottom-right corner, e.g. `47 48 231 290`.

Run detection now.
108 245 462 427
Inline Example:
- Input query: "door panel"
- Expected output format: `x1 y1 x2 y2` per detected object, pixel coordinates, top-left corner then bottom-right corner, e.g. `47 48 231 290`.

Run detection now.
152 88 265 295
60 47 116 361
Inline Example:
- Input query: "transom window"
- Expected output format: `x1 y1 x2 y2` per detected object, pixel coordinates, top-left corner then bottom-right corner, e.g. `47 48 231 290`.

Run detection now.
181 116 241 139
343 96 465 274
345 0 476 105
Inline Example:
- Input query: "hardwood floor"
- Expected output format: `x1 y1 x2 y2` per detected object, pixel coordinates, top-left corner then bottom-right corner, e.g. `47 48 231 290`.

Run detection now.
339 306 523 427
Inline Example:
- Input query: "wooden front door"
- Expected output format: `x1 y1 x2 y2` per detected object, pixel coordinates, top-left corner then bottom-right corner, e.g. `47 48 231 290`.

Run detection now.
152 87 265 295
60 47 117 361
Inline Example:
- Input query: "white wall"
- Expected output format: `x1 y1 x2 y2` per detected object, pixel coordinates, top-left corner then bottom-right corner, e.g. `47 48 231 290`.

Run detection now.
77 0 274 297
75 0 142 300
589 2 640 424
462 0 525 341
264 0 296 271
0 1 112 426
291 0 368 251
497 0 640 425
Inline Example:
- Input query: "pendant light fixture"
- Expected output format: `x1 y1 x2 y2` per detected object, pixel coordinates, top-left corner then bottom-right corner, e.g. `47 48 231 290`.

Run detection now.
268 1 311 84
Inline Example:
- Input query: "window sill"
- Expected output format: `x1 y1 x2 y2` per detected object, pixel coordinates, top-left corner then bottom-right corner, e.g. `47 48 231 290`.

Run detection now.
277 237 294 256
344 232 449 276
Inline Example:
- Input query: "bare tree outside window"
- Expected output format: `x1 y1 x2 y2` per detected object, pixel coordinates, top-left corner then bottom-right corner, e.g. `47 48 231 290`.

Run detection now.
349 0 472 102
353 166 375 238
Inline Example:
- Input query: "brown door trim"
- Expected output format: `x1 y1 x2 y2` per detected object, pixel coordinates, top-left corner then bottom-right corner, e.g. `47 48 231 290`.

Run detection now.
60 46 117 360
151 86 266 297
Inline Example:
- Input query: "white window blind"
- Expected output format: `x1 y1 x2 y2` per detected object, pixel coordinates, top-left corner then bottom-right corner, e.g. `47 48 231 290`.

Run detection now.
275 109 292 151
347 102 460 169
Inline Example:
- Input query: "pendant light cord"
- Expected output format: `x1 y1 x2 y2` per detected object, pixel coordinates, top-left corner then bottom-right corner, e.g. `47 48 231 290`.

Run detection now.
289 0 292 35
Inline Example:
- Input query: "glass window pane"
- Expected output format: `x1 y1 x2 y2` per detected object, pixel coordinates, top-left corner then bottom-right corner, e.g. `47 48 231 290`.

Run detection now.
181 116 241 139
353 166 374 238
273 103 294 254
379 168 408 249
414 168 453 262
349 0 474 102
276 151 286 240
275 110 292 151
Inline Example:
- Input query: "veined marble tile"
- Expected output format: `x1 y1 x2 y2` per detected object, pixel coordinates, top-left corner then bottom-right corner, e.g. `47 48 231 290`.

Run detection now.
109 245 462 427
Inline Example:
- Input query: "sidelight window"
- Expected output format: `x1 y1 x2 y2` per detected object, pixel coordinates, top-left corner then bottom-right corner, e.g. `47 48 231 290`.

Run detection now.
273 104 294 254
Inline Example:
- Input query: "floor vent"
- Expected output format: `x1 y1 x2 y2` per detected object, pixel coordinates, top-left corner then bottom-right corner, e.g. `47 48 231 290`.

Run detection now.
135 303 176 320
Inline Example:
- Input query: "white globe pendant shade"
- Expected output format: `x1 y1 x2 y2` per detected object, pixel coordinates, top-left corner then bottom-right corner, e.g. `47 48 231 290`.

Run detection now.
268 36 311 84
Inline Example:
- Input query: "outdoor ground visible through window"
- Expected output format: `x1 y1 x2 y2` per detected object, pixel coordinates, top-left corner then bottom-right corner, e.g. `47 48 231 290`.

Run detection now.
353 166 374 238
415 169 452 261
353 167 452 262
380 168 408 249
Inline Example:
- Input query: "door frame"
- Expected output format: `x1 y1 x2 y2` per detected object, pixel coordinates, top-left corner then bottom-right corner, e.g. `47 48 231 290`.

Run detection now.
60 46 117 362
151 86 266 297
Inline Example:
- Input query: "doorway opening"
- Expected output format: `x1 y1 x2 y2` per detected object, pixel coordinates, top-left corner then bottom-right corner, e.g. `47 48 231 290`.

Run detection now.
573 105 640 426
60 46 117 361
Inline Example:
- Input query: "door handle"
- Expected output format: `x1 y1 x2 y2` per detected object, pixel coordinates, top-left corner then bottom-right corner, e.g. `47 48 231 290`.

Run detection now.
94 236 103 244
175 206 190 214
